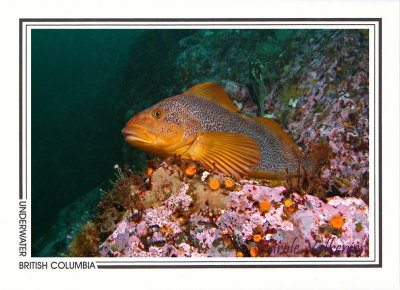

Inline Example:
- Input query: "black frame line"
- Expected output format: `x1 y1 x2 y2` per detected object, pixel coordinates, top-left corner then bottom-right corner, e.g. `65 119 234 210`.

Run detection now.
20 18 381 22
19 19 22 200
95 264 379 269
19 18 382 269
22 24 374 27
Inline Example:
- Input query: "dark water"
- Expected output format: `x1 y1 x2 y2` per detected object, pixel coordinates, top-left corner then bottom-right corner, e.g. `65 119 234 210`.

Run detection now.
31 29 139 250
31 29 196 255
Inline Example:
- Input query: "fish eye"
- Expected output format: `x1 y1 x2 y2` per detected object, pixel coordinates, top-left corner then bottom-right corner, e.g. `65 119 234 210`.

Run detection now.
152 108 163 119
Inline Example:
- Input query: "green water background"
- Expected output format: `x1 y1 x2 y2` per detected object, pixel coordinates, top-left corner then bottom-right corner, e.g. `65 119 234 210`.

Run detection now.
31 29 195 254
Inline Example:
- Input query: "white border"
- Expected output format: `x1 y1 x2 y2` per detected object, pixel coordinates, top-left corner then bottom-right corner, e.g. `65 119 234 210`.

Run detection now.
21 19 380 267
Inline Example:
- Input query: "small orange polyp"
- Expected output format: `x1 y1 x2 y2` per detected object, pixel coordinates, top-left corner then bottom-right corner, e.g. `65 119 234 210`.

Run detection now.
259 201 271 212
208 178 220 190
185 165 197 176
284 199 293 207
224 179 235 188
147 168 154 176
253 234 262 243
330 215 345 229
250 246 258 257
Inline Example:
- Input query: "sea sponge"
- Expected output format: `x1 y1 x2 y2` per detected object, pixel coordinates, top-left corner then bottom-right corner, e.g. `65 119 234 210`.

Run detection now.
193 184 227 210
142 164 184 208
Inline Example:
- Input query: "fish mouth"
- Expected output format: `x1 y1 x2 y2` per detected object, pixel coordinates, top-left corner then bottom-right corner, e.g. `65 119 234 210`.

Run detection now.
122 126 156 144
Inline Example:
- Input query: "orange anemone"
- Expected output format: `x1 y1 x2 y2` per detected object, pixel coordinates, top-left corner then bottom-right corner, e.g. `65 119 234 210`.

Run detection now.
284 199 293 207
185 165 197 176
250 246 259 257
259 201 271 212
147 168 154 176
253 234 262 243
208 178 220 190
224 179 235 188
330 215 345 229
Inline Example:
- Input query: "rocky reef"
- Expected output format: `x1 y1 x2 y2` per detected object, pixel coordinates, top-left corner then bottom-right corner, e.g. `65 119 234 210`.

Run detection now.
94 161 368 257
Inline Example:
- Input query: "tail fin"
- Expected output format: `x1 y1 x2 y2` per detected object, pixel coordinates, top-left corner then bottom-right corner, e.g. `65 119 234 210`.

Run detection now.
301 145 331 176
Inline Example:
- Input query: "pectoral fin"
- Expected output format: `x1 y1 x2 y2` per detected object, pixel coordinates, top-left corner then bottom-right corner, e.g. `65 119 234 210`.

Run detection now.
181 131 261 179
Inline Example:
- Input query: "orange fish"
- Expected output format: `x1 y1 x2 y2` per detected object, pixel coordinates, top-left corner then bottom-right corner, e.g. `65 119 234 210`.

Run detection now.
122 83 330 180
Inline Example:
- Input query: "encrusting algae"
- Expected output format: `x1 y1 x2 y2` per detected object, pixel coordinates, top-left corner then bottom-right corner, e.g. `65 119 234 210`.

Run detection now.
122 82 331 181
67 157 369 258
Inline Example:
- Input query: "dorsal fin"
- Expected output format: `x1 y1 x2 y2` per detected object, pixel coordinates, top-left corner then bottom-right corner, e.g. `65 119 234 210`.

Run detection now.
239 113 252 119
253 117 303 156
183 82 240 112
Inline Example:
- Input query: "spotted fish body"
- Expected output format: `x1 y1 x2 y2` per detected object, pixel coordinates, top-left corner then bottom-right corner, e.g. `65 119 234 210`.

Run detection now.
123 83 330 180
160 95 299 175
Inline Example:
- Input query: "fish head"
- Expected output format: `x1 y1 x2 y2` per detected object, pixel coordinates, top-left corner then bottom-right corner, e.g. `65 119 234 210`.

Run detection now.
122 97 200 158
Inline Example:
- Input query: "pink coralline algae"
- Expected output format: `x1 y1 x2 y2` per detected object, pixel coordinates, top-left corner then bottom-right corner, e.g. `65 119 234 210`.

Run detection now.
267 31 369 200
99 163 369 258
287 91 369 198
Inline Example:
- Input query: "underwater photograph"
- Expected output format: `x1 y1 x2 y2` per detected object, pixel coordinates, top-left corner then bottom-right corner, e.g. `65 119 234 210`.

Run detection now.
31 28 370 258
